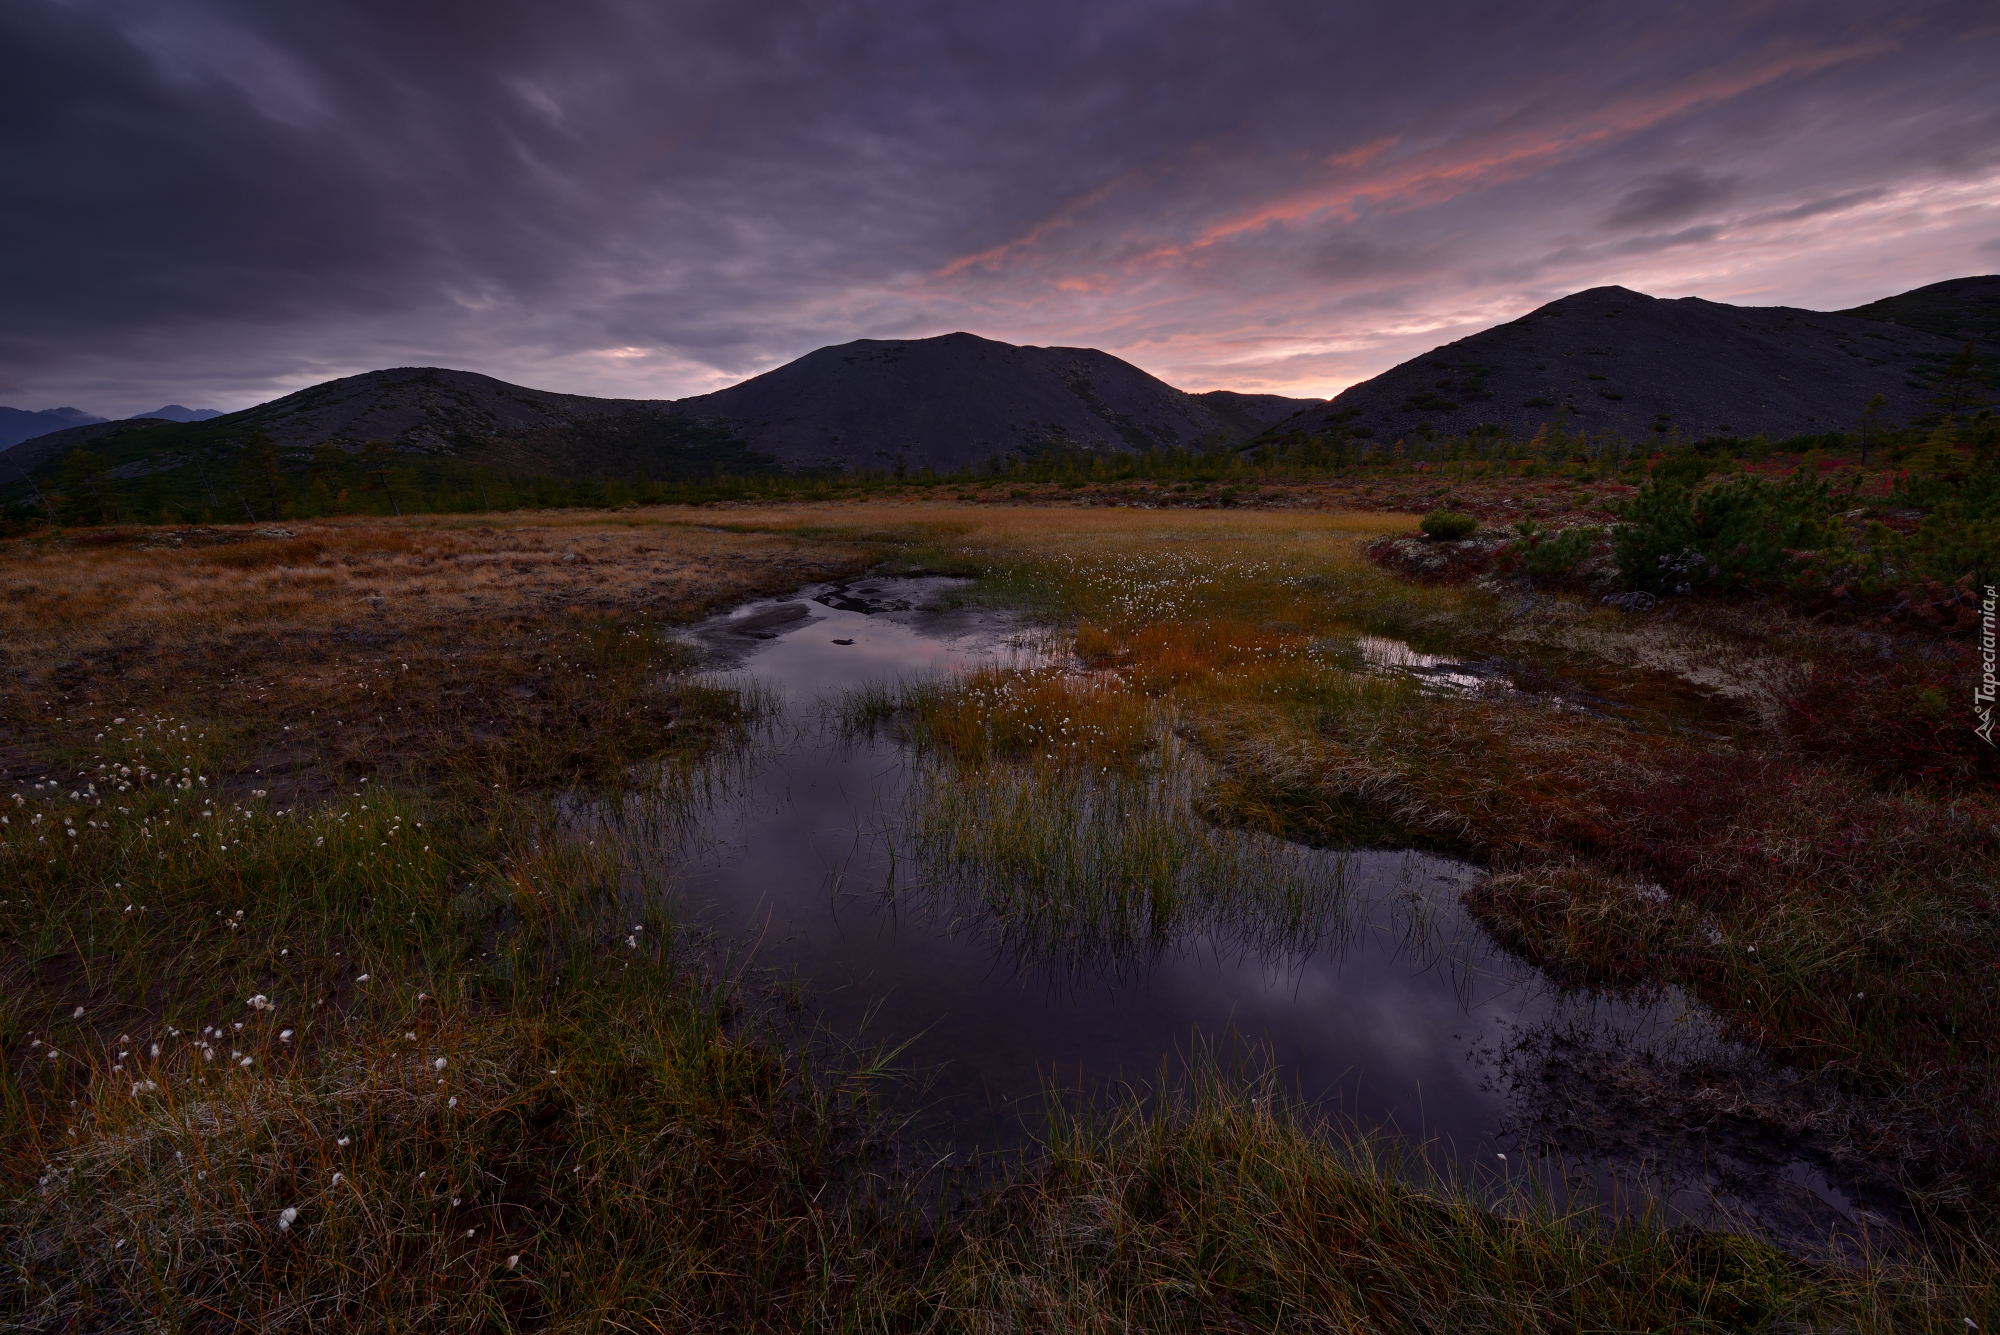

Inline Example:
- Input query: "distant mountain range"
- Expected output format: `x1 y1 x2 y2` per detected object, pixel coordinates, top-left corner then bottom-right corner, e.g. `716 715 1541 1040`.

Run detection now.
0 406 105 451
0 404 225 451
1266 276 1997 444
0 336 1325 488
1 277 1991 503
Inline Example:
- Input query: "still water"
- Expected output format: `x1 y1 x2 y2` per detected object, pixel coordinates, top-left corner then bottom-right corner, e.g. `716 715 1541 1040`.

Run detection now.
598 576 1881 1251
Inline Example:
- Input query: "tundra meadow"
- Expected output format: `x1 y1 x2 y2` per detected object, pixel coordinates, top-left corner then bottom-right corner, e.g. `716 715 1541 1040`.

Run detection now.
4 443 1999 1330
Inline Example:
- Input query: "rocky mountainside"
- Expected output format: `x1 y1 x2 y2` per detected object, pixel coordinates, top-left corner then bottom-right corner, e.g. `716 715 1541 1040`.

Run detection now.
1274 284 1975 444
674 331 1285 472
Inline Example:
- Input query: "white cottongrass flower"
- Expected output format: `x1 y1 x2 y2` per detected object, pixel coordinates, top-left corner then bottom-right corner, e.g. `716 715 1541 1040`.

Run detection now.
279 1029 294 1043
247 995 271 1011
239 1057 254 1068
447 1096 458 1108
131 1081 158 1095
331 1172 343 1186
336 1136 351 1147
149 1043 160 1058
71 1006 84 1019
277 1207 298 1232
507 1255 520 1270
355 974 370 983
432 1057 447 1072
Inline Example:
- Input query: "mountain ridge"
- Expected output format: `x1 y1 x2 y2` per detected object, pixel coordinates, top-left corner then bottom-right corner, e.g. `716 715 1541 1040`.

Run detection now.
2 278 1990 503
674 331 1313 471
1267 283 1984 445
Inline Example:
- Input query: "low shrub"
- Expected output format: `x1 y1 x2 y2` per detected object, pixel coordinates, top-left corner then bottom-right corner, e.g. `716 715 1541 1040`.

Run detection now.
1612 468 1838 594
1418 509 1477 540
1510 520 1594 578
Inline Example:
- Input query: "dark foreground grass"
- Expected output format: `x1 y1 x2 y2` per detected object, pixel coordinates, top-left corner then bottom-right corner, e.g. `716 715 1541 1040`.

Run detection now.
4 506 1998 1331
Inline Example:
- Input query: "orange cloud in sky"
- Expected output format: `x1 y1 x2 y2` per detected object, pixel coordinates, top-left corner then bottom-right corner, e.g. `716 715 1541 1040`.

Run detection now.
931 36 1890 289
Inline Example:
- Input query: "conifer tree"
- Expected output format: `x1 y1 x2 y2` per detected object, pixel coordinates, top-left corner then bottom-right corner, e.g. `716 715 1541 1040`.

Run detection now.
235 431 287 520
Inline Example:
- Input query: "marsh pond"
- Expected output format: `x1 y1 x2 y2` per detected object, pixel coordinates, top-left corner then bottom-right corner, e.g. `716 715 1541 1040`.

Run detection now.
589 575 1889 1257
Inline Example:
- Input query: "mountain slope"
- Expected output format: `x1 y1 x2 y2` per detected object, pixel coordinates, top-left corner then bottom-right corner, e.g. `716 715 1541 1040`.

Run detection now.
674 331 1247 471
1275 285 1971 444
1 418 166 475
1838 274 2000 348
187 366 668 455
1193 390 1326 435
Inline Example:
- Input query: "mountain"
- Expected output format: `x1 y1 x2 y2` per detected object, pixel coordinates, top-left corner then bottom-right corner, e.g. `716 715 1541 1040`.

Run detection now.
1837 274 2000 348
673 331 1255 471
166 366 666 455
130 405 225 423
0 406 106 450
1272 284 1977 444
1192 390 1327 435
0 366 778 501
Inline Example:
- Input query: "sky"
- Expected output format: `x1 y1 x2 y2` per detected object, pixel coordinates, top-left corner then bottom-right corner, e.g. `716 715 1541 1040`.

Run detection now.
3 0 1997 418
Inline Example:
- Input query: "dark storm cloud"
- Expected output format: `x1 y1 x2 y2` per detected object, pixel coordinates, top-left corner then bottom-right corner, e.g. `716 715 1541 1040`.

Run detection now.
1603 169 1739 231
1 0 1996 412
1744 187 1892 225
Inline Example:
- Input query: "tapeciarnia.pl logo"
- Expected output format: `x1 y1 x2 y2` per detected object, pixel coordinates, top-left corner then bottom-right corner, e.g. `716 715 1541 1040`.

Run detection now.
1980 585 1998 747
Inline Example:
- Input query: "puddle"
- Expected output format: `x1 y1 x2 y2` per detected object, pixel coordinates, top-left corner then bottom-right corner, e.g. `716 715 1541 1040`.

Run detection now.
597 576 1887 1256
1355 634 1507 696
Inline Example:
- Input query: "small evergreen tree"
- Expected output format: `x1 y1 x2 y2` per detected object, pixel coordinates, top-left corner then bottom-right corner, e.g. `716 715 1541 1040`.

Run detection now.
1857 392 1886 466
235 431 287 521
1928 341 1992 423
58 449 118 525
360 439 402 515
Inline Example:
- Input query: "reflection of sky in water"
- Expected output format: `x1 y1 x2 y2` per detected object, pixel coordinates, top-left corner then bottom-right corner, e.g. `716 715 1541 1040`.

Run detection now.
606 580 1876 1246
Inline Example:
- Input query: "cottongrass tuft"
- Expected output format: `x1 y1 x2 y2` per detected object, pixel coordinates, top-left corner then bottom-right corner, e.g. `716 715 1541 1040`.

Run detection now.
277 1207 298 1232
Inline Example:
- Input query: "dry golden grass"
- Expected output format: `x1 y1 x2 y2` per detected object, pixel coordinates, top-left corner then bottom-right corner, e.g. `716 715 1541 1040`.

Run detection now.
0 511 864 648
0 512 874 795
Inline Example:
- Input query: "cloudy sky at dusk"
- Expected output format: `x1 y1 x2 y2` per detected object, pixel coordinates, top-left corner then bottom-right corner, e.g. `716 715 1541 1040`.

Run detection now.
3 0 1997 417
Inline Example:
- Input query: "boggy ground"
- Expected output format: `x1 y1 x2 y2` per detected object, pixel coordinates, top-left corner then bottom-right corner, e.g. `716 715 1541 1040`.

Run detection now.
1 503 1994 1331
